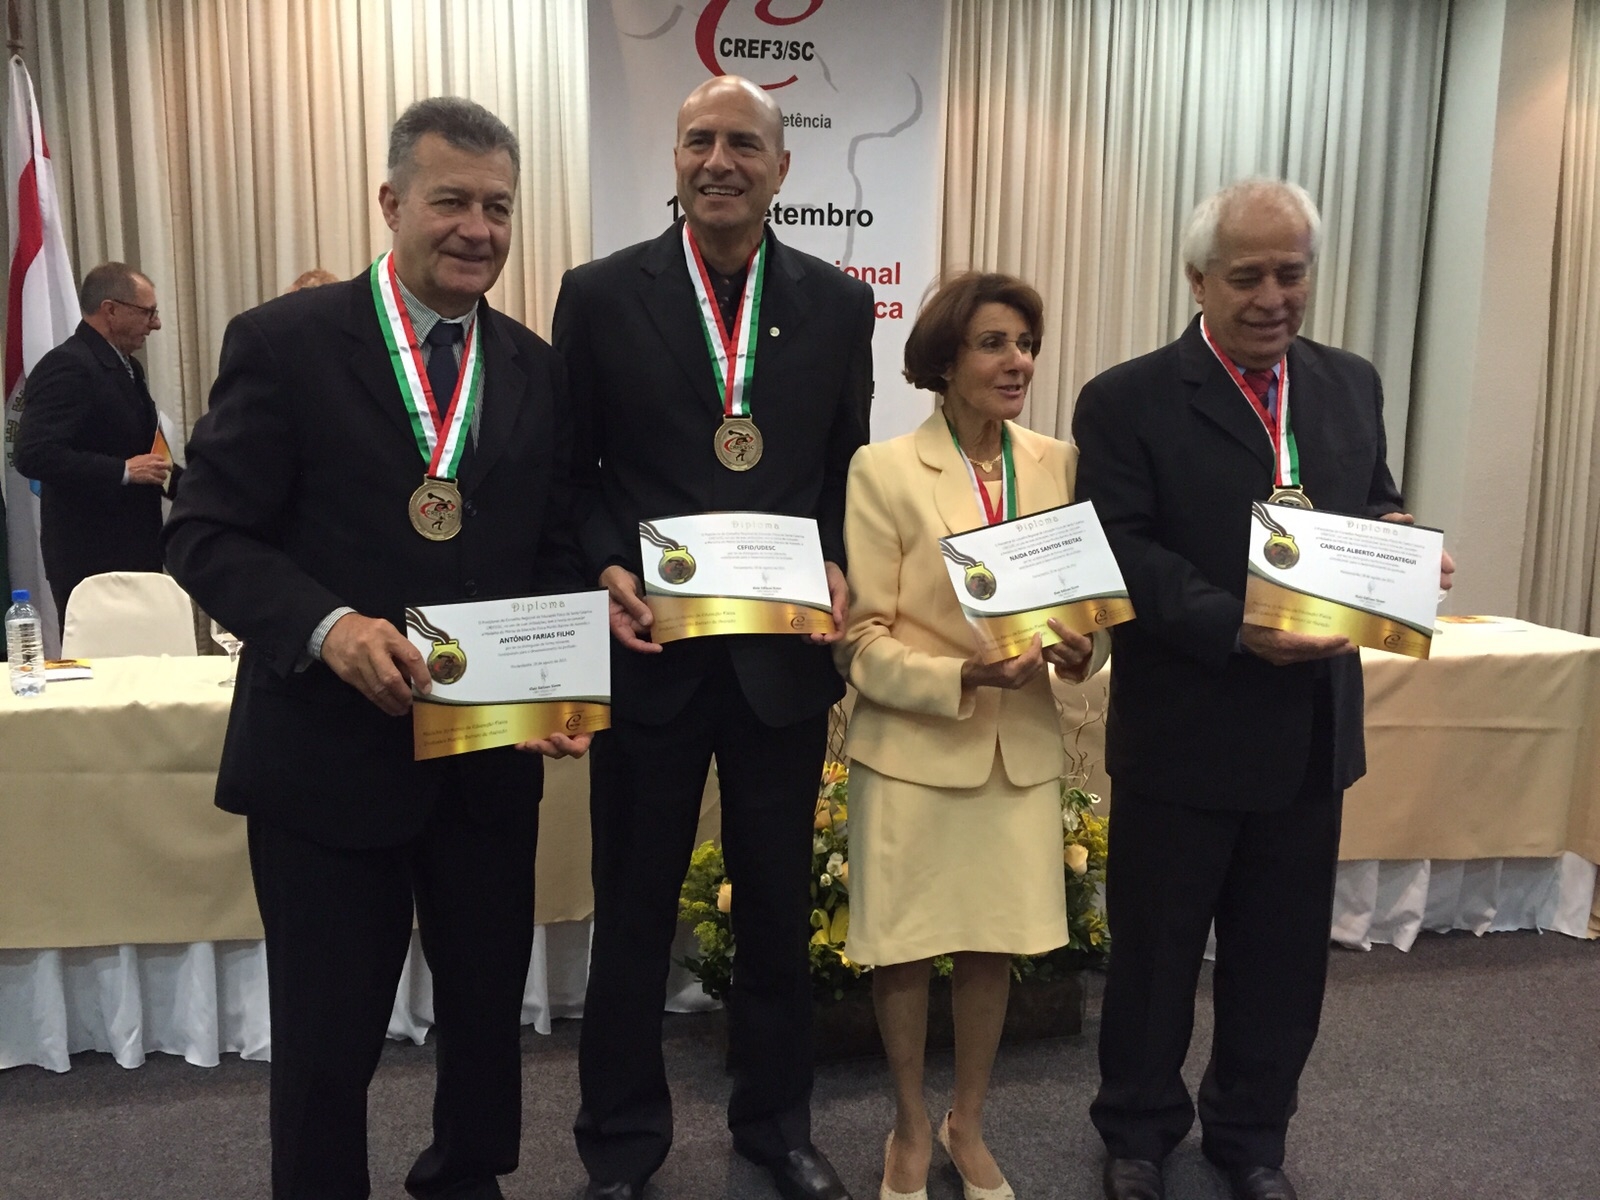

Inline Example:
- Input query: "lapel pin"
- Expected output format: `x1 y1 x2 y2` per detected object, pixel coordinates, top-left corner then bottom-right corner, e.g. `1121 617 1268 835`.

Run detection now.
770 326 780 337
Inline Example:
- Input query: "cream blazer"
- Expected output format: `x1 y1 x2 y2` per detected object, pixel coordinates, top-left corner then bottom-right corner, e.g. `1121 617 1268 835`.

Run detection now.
837 408 1095 790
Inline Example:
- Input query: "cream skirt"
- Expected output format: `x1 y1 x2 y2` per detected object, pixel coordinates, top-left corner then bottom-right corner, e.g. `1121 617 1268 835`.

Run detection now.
842 752 1069 967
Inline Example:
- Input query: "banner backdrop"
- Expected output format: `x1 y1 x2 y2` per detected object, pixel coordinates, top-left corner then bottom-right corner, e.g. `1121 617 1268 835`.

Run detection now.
586 0 949 441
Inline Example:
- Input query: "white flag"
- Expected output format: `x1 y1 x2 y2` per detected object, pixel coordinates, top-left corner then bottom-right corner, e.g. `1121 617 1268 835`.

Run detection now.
4 55 78 649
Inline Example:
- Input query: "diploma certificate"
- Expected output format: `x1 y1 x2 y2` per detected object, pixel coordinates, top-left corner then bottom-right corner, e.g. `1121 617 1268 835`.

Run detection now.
1243 502 1444 658
404 591 611 760
638 512 835 643
939 501 1134 664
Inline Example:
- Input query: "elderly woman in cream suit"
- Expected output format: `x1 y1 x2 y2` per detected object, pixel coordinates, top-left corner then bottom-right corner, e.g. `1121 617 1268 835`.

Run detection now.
838 273 1104 1200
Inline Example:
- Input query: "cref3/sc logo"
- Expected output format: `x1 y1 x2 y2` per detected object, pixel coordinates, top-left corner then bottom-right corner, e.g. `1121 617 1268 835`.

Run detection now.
696 0 825 89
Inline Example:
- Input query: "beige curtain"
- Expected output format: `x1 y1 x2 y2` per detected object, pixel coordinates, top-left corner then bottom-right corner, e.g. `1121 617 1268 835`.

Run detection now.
941 0 1448 470
11 0 589 440
1522 0 1600 635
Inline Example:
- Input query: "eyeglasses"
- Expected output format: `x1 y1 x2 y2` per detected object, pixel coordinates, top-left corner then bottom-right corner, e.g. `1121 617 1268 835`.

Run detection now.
969 332 1037 357
111 299 160 322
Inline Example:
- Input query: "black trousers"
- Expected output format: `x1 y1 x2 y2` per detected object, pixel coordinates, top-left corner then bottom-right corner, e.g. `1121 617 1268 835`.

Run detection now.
1090 734 1342 1168
575 650 828 1184
247 777 539 1200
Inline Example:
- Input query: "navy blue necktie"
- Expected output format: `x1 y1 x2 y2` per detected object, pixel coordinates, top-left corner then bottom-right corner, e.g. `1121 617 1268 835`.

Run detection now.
425 322 463 408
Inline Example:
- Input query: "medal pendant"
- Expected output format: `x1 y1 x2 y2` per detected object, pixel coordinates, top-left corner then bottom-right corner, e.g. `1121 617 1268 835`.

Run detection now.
1268 486 1313 510
714 418 763 471
426 639 468 685
657 547 698 585
963 562 998 601
1263 532 1301 570
409 477 463 541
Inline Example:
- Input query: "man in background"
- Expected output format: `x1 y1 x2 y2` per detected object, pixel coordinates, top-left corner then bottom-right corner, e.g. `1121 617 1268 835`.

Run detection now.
164 97 585 1200
556 75 873 1200
15 261 176 624
1073 178 1453 1200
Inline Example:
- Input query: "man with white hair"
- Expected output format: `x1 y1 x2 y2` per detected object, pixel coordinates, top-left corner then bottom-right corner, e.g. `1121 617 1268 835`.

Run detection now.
1071 179 1452 1200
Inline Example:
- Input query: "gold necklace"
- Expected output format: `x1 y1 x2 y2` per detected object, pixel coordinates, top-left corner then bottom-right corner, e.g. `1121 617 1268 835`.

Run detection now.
963 447 1001 473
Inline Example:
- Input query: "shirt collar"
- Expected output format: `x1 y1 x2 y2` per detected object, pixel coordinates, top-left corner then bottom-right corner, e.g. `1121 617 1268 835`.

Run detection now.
395 275 478 346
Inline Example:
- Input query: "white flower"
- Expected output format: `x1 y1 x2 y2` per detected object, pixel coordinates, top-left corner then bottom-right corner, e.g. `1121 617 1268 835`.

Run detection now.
1064 843 1089 876
826 851 844 875
819 872 833 888
813 835 828 854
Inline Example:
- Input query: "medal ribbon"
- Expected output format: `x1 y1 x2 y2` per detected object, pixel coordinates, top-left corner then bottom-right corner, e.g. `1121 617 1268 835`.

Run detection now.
1199 317 1299 490
947 420 1018 525
369 252 483 480
682 224 765 417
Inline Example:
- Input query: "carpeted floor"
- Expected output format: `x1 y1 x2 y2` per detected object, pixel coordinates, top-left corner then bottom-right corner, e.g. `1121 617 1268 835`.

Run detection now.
2 930 1597 1199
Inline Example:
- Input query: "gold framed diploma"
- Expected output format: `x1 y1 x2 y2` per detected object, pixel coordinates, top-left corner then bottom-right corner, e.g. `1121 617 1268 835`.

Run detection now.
938 501 1135 664
1243 502 1444 659
404 591 612 760
637 512 836 643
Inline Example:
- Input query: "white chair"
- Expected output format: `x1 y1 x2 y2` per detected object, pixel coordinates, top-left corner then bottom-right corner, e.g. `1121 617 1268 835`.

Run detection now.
61 571 199 657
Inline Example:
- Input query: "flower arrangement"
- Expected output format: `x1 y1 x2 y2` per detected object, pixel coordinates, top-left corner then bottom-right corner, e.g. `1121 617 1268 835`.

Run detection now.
677 761 1110 1002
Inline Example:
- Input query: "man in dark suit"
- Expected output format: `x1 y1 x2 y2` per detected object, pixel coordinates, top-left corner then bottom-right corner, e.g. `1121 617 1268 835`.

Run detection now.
16 261 177 625
163 98 587 1200
1072 180 1453 1200
555 76 872 1200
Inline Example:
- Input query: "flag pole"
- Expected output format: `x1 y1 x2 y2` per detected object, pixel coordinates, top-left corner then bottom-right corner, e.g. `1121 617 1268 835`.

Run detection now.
7 0 22 57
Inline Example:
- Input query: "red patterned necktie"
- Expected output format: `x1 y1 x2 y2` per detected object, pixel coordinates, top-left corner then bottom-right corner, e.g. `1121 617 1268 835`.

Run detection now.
1241 369 1276 420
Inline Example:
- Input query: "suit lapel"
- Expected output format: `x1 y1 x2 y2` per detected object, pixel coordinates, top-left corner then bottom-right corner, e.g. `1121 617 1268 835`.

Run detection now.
1009 426 1065 514
641 224 723 414
459 307 525 494
915 410 984 537
1179 319 1273 469
343 278 428 452
80 324 156 437
748 234 812 412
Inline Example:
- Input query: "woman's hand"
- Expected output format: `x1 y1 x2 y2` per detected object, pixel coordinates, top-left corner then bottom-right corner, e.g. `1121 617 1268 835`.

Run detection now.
960 634 1046 690
1043 620 1096 682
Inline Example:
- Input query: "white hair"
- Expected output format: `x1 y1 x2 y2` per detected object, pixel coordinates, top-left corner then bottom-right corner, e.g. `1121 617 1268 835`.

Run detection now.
1181 178 1323 274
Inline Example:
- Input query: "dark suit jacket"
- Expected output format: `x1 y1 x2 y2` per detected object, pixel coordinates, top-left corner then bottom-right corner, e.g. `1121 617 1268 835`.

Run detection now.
1071 316 1403 811
162 276 583 848
554 222 873 728
15 322 167 600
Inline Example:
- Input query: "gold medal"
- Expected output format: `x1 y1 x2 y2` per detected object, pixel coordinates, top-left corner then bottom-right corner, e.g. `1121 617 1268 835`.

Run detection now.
426 640 468 684
1268 486 1313 509
409 477 463 541
714 417 763 471
657 547 697 585
963 563 998 601
1263 532 1301 569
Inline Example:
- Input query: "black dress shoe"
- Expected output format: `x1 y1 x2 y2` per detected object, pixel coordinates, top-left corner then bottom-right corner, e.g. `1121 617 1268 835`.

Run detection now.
1217 1164 1298 1200
752 1144 852 1200
584 1181 646 1200
1103 1157 1164 1200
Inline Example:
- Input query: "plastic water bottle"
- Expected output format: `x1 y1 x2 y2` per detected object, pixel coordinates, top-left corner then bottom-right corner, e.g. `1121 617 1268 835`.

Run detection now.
6 589 46 697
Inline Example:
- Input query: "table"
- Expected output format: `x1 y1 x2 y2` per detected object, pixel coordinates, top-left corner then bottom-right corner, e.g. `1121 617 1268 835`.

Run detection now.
0 656 718 1071
1050 619 1600 948
4 622 1597 1072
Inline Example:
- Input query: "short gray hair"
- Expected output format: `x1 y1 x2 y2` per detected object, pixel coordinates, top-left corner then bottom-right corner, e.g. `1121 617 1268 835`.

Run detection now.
1181 179 1322 274
387 97 520 192
79 262 149 316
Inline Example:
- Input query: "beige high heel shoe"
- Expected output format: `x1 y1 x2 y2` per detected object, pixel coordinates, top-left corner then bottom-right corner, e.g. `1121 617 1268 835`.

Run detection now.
879 1131 929 1200
937 1111 1016 1200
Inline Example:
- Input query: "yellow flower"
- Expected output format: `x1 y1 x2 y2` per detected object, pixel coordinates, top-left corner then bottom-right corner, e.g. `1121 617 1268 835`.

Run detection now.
830 904 849 944
1064 843 1089 876
716 881 733 913
813 801 833 830
821 761 848 787
836 861 849 889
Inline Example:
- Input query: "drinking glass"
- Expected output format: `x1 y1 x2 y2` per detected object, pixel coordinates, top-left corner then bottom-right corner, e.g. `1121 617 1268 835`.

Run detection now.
211 620 243 687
